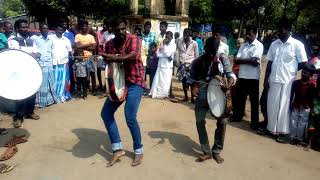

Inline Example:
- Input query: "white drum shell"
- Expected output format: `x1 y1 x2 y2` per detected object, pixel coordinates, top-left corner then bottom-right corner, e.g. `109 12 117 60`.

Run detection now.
207 79 226 118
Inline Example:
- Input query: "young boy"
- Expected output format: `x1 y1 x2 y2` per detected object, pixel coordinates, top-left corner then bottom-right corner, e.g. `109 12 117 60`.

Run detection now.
307 74 320 151
146 42 158 89
73 50 89 99
290 64 316 145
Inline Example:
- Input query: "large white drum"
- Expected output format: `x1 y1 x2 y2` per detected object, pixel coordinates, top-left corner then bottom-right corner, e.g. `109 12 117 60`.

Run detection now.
0 49 42 100
207 78 226 118
105 62 127 102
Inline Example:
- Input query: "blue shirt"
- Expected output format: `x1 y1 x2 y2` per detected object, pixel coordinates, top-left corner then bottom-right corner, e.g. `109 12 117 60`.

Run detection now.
195 37 204 56
0 33 8 50
142 32 155 49
32 35 53 67
63 30 75 45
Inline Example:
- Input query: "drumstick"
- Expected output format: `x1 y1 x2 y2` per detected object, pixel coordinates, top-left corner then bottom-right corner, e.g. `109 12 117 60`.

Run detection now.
73 55 101 59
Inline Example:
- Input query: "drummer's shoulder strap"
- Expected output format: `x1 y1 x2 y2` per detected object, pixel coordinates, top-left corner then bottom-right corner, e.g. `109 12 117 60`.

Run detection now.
12 37 34 48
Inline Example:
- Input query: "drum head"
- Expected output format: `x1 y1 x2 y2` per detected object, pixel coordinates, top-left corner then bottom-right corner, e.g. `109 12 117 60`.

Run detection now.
207 79 225 118
0 49 42 100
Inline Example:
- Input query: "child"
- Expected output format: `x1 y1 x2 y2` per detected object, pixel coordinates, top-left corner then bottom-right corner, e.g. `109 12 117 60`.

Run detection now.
146 42 158 89
307 73 320 151
73 50 89 99
290 64 316 145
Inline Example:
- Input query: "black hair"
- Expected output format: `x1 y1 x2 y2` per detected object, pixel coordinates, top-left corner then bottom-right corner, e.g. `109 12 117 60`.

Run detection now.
183 28 191 36
78 20 88 28
212 26 224 34
174 32 180 38
149 42 157 48
39 23 48 30
111 17 127 28
204 37 220 55
166 31 173 37
144 21 151 27
246 26 258 35
160 21 168 27
56 24 65 30
0 22 3 28
277 17 292 31
3 21 11 27
14 19 28 30
303 64 316 75
103 19 111 26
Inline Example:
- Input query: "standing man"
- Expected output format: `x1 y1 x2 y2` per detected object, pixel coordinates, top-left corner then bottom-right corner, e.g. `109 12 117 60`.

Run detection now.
213 28 229 56
155 21 168 46
32 24 57 107
177 28 199 102
264 18 308 143
3 21 14 40
74 20 97 95
100 18 145 167
192 31 204 56
0 22 7 51
8 19 40 128
189 37 236 164
232 26 264 131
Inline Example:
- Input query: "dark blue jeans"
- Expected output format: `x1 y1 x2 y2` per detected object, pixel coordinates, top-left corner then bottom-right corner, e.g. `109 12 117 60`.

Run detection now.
149 68 157 89
15 94 36 119
101 84 143 154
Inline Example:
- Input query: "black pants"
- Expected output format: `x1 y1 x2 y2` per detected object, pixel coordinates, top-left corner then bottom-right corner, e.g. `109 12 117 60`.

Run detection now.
87 71 96 92
234 78 259 129
69 58 76 94
15 94 36 119
77 77 88 98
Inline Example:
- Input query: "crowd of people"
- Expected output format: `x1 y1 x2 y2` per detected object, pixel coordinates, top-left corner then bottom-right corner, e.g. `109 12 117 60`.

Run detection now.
0 15 319 168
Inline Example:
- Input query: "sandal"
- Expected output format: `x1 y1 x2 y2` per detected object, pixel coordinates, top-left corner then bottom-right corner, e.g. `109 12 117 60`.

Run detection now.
0 146 18 161
212 153 224 164
195 154 212 162
4 135 28 147
131 154 143 166
107 150 125 167
0 164 14 173
0 128 8 135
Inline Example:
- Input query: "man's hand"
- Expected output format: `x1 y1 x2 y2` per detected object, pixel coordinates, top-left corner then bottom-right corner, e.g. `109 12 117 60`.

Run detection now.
234 57 239 64
227 77 235 89
192 83 199 97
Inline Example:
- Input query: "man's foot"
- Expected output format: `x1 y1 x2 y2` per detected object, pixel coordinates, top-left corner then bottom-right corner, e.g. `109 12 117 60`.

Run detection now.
212 153 224 164
131 154 143 166
107 150 125 167
276 135 289 144
181 98 188 102
0 128 8 135
12 117 23 128
195 154 212 162
25 113 40 120
250 126 259 132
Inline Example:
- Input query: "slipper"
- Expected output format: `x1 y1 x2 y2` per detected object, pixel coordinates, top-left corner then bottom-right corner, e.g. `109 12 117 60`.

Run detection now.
0 164 14 173
131 154 143 166
195 154 212 162
212 153 224 164
0 128 8 135
107 150 125 167
0 146 18 161
4 135 28 147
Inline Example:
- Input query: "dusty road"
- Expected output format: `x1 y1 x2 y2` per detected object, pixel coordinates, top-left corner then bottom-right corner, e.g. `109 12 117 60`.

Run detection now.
0 59 319 180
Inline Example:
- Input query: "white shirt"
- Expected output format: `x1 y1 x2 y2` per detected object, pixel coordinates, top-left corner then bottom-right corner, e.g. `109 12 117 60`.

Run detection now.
157 39 176 68
100 31 115 45
50 35 72 65
8 33 39 54
177 38 199 67
218 41 229 56
267 36 308 83
236 39 264 80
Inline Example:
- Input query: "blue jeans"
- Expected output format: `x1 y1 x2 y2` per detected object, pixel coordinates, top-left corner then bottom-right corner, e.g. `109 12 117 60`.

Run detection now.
101 84 143 154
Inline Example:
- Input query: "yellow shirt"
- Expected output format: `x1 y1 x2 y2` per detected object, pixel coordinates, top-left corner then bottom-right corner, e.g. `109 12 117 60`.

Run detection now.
75 34 96 58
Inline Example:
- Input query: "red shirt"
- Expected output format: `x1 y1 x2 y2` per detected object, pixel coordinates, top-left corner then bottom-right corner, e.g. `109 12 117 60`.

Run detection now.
105 33 146 88
291 80 315 109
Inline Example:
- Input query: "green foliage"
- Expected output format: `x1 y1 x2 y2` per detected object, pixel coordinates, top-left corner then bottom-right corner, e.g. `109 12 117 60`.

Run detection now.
189 0 213 23
0 0 25 18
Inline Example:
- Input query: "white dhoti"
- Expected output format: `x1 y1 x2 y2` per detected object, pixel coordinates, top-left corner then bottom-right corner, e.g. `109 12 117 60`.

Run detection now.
267 80 294 134
150 66 173 99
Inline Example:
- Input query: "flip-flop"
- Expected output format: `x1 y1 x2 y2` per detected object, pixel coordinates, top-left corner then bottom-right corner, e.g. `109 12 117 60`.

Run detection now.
4 135 28 147
131 154 143 166
0 146 18 161
0 164 14 173
195 154 212 162
106 150 125 167
212 154 224 164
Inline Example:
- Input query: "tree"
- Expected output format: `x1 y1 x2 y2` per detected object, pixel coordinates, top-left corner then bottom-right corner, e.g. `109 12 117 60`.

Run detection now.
0 0 25 18
189 0 213 24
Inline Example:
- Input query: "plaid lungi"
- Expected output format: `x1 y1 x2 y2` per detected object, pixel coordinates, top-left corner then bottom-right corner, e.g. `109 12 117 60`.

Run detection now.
36 66 57 107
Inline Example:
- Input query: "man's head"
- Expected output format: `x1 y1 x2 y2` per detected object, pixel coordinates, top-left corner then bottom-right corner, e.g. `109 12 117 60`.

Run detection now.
103 19 112 32
112 17 127 40
3 21 13 36
204 36 220 56
174 32 180 40
55 24 65 37
134 27 141 37
159 21 168 33
236 38 245 49
149 42 157 53
78 20 89 34
183 28 191 42
312 45 320 57
164 31 173 45
213 27 224 40
192 31 198 39
39 23 49 38
14 19 29 37
144 21 151 34
0 22 4 33
277 17 292 42
245 26 257 43
301 64 315 82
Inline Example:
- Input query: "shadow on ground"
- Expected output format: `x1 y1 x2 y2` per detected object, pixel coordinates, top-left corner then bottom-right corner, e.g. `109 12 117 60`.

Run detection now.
69 128 135 161
148 131 202 158
0 128 31 146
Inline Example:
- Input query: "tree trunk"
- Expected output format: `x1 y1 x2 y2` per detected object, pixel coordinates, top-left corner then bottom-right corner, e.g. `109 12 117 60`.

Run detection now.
238 17 244 38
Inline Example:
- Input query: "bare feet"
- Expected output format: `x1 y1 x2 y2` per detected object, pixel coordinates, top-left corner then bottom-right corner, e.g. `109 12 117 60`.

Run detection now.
212 153 224 164
131 154 143 166
107 150 125 167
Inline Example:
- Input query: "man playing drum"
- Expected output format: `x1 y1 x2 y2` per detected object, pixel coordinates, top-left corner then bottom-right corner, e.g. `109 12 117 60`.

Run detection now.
99 18 145 167
188 36 236 164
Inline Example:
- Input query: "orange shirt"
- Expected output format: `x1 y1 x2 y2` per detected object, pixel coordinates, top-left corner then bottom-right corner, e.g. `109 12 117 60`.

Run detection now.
75 34 96 58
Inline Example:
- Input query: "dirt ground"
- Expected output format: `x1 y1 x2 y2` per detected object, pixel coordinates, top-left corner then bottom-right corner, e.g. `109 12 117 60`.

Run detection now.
0 60 320 180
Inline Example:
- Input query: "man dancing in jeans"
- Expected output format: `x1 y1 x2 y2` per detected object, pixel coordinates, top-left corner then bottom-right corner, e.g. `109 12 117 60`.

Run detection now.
100 17 145 167
189 37 236 164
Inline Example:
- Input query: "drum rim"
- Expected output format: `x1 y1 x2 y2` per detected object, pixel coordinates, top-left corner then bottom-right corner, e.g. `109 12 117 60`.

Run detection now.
0 49 41 68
